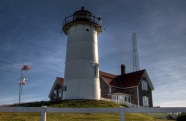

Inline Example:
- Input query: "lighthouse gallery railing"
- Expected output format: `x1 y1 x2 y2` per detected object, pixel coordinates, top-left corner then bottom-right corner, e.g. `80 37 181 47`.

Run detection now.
63 14 102 26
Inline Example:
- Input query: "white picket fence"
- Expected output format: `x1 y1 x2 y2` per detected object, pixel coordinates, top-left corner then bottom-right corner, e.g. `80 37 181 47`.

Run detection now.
0 107 186 121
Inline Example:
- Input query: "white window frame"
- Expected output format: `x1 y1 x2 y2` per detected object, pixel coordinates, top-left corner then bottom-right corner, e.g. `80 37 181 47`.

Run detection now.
111 95 117 100
109 86 111 93
118 95 131 103
92 63 99 77
128 96 131 102
142 80 148 91
53 90 57 98
125 96 127 101
58 89 62 98
119 95 124 101
143 96 149 107
118 95 125 104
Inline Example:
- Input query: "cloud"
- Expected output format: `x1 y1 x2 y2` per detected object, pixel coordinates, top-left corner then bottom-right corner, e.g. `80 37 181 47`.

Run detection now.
0 94 47 105
0 0 186 107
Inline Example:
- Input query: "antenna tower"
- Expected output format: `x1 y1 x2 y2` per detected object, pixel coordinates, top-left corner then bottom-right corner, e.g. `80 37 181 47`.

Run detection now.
132 32 140 71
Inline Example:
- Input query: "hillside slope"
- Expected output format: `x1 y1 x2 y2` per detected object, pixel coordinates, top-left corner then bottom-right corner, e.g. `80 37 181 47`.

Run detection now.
18 100 120 108
2 100 172 121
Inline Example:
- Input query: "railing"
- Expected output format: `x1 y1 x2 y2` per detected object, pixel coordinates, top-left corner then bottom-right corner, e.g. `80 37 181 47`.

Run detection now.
63 14 102 26
101 98 139 108
0 107 186 121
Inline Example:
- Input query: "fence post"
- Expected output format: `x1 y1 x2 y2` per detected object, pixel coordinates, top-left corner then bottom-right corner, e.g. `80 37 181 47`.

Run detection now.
40 106 47 121
120 107 125 121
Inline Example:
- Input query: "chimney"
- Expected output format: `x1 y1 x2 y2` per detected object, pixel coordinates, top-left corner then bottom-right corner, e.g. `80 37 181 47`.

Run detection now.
121 64 125 75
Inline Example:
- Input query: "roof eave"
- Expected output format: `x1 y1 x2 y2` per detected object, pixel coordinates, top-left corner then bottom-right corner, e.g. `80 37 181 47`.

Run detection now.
143 70 154 90
110 85 138 89
48 78 58 98
99 74 111 86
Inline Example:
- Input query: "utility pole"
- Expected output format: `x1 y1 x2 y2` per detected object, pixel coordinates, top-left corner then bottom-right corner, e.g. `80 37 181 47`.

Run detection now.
132 32 140 72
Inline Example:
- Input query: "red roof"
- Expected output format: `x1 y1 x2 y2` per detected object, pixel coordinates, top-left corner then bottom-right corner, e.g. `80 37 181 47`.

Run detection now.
121 70 145 87
57 77 64 85
100 70 145 88
100 71 122 87
48 77 64 98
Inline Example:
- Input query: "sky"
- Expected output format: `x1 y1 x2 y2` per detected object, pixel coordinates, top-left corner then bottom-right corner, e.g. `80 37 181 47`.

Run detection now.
0 0 186 107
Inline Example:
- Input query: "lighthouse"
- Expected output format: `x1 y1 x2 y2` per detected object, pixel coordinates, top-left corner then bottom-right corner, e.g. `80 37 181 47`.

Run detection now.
62 7 102 100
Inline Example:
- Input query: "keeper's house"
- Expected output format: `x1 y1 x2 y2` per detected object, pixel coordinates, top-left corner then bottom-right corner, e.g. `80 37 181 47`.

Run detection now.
48 65 154 107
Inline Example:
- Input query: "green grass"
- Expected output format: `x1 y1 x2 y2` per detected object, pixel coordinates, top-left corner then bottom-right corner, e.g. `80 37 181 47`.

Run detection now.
18 100 120 108
146 113 177 119
0 112 40 121
0 100 174 121
0 112 173 121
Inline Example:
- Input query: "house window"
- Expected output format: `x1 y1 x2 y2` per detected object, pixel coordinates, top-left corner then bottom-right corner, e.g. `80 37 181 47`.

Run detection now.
119 95 125 104
128 97 131 102
53 90 57 98
109 86 111 93
111 95 117 100
142 80 148 91
119 95 124 100
92 63 99 77
125 97 127 101
143 96 149 107
62 86 67 91
58 89 62 98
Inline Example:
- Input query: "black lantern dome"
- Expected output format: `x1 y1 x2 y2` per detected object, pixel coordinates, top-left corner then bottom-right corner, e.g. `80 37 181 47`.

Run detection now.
63 7 102 34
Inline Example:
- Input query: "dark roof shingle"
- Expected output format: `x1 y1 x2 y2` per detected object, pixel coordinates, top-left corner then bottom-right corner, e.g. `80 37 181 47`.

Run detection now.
121 70 145 88
100 71 122 87
100 70 145 88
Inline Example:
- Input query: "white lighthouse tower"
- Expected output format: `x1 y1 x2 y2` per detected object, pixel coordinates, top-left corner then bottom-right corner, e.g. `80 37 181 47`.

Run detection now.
62 7 102 100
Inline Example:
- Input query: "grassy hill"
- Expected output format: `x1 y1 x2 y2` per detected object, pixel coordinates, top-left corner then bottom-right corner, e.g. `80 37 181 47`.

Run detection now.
19 100 120 108
1 100 174 121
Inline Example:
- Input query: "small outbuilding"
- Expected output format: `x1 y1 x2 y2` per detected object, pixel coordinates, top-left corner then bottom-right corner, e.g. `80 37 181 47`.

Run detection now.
48 77 65 101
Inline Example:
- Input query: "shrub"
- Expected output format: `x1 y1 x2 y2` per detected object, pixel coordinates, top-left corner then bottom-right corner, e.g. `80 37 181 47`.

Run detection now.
166 115 175 120
120 104 129 108
176 113 186 121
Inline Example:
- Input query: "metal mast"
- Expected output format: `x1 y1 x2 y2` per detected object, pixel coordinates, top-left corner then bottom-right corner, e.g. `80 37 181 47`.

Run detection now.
132 32 140 71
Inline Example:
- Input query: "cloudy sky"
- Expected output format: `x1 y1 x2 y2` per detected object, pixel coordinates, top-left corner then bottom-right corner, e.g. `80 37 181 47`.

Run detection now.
0 0 186 107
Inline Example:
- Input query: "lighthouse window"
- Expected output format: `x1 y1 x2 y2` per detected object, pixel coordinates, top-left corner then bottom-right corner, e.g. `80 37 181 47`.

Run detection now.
92 63 99 77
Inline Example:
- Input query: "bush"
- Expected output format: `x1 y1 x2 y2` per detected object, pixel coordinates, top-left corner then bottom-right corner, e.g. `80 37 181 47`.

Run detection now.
166 115 175 120
120 103 129 108
176 113 186 121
